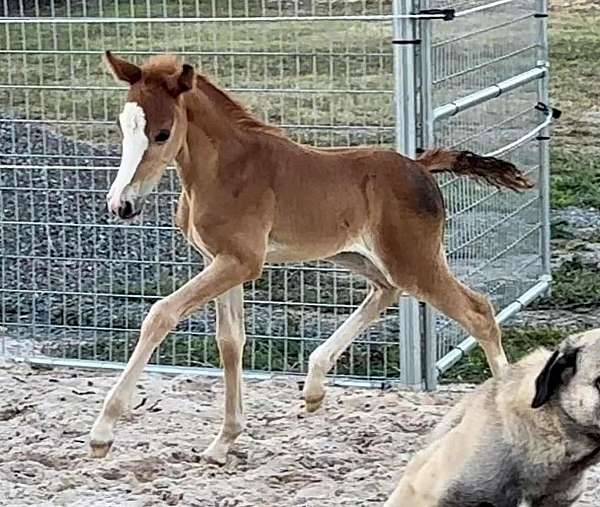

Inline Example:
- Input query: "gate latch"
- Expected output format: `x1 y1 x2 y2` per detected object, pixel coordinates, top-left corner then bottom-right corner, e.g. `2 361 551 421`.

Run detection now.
418 8 455 21
535 101 562 119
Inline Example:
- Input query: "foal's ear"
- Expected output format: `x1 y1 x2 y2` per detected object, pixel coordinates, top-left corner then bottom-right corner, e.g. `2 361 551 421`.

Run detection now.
532 347 579 409
166 64 195 97
103 51 142 85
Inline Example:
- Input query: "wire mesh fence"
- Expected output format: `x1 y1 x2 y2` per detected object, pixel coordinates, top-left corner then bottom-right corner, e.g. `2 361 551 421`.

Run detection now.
425 0 551 373
0 0 551 386
1 0 403 382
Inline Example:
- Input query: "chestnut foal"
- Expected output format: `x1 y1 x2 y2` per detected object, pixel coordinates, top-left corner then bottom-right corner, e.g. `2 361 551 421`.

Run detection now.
90 52 532 464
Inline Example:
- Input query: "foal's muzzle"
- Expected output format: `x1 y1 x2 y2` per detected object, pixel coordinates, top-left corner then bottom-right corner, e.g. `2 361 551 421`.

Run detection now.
117 199 141 220
107 195 143 220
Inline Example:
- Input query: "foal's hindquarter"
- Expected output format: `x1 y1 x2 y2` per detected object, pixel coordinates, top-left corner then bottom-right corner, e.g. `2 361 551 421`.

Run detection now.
90 56 524 464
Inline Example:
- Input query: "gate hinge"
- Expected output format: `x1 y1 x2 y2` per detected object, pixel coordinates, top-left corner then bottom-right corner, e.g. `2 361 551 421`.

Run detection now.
418 8 455 21
535 102 562 119
392 39 421 45
534 13 549 18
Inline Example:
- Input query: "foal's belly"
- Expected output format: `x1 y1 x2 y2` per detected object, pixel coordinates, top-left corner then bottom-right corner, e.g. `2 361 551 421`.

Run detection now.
265 239 342 264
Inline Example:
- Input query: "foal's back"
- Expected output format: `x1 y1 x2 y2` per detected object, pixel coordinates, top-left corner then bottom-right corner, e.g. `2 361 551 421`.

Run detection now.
261 138 446 263
275 141 444 220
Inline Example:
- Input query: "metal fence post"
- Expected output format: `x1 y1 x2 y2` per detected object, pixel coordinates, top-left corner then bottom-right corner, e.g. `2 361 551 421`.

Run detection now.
392 0 425 390
536 0 552 290
417 0 437 391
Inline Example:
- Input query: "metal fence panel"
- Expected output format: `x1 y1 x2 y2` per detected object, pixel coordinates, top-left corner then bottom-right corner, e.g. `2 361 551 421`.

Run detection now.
0 0 550 386
424 0 551 373
1 1 405 383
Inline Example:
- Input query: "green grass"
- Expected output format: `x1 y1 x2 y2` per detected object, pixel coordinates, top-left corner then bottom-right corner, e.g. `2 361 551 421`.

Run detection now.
547 10 600 211
549 10 600 150
440 326 566 383
0 4 395 146
443 256 600 382
534 257 600 310
2 3 595 143
550 149 600 209
4 3 585 150
48 329 401 379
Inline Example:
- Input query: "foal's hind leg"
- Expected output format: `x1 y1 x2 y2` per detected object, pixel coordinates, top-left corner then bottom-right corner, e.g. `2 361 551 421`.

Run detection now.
304 253 398 412
413 257 507 376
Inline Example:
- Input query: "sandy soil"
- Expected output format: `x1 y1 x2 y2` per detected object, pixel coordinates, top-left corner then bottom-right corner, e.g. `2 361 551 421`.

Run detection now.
0 362 598 507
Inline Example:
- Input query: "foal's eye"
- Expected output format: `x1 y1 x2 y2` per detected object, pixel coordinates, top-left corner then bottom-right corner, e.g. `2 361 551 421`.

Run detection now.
595 377 600 391
155 129 170 143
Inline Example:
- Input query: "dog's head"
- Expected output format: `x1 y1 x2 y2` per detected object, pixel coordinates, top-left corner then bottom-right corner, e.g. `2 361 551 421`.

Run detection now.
532 328 600 432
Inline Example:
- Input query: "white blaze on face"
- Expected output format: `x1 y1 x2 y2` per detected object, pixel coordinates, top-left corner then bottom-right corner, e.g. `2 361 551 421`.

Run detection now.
107 102 149 214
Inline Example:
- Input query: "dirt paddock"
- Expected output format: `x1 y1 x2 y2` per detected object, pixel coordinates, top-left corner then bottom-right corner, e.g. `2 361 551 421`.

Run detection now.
1 361 599 507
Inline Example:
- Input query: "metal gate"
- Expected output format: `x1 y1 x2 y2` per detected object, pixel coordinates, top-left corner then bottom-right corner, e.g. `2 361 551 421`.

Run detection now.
0 0 552 388
407 0 554 385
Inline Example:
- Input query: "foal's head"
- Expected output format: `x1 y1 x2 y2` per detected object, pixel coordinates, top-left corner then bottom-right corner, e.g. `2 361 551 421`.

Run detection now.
104 51 195 219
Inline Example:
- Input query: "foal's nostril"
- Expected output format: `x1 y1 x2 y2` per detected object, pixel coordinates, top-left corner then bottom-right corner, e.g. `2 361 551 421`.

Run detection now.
118 200 134 219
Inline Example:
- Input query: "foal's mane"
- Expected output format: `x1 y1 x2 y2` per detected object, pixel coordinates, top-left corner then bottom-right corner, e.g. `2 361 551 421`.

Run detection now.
143 55 283 137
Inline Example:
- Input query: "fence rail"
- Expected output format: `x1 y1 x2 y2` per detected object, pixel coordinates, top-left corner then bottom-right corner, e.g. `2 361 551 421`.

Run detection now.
0 0 551 388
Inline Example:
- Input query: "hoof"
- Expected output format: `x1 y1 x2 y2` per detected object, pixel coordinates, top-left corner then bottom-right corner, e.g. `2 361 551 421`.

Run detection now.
304 393 325 413
89 439 114 458
202 449 227 466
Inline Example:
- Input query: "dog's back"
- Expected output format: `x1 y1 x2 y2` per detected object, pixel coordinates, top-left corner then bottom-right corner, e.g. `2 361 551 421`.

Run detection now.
386 334 600 507
385 348 587 507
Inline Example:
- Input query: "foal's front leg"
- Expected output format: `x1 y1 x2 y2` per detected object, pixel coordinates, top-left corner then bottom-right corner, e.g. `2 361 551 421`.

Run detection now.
89 255 255 458
202 285 246 465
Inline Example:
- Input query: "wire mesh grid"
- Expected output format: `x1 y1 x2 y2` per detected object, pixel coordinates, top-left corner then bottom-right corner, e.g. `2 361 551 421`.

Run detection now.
0 0 407 380
0 0 549 384
428 0 547 364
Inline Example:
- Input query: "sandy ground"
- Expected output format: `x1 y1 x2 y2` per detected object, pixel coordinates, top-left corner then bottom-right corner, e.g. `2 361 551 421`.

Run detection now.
0 362 599 507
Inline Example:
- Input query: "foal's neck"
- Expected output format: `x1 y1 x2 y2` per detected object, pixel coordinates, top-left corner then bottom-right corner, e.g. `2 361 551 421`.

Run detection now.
176 82 255 191
184 86 239 143
188 75 282 143
178 76 285 183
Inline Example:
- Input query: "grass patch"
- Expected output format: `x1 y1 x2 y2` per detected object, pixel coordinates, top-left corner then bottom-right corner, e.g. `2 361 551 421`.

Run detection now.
0 5 395 147
44 331 401 379
550 149 600 209
549 11 600 113
549 10 600 149
440 326 566 383
550 10 600 207
550 218 577 239
534 257 600 310
443 256 600 383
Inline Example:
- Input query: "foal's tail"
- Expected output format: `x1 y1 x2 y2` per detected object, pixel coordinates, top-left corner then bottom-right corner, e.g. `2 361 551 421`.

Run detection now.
417 148 534 192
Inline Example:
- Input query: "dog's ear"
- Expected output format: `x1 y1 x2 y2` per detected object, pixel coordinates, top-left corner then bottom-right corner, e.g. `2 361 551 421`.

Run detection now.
532 348 579 409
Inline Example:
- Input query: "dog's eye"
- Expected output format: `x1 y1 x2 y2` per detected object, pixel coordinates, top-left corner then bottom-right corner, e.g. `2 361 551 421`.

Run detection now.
595 378 600 391
155 129 170 143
